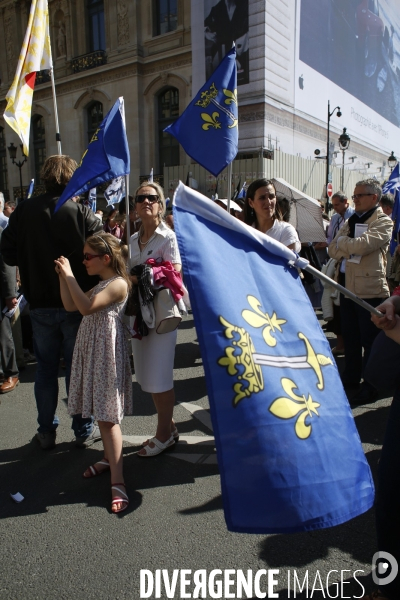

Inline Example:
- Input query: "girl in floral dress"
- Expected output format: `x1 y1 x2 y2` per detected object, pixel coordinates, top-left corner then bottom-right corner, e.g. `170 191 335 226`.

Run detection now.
55 232 132 514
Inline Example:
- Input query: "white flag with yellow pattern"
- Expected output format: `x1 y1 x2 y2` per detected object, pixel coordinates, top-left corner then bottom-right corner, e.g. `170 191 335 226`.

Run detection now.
3 0 52 156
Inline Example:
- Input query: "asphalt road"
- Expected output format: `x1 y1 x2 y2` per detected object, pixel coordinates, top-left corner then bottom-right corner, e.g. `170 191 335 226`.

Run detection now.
0 312 392 599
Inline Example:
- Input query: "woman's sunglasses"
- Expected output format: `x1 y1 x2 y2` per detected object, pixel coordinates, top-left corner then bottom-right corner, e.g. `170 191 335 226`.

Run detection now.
135 194 159 204
83 253 105 261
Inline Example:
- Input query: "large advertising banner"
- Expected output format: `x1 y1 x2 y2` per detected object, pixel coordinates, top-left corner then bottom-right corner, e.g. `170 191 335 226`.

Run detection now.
295 0 400 154
204 0 249 85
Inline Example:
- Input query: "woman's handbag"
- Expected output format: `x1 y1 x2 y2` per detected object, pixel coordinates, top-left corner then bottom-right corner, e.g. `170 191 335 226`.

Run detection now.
154 288 181 334
124 284 140 317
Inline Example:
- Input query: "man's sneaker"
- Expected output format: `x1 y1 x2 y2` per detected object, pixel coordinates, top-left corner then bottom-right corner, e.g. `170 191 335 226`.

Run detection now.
75 425 101 448
35 431 56 450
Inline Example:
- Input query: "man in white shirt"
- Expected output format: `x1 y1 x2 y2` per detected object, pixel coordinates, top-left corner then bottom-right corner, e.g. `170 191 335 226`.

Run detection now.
326 192 355 243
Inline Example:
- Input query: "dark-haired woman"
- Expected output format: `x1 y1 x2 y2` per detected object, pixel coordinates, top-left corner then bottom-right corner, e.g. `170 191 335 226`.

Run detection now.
243 179 301 252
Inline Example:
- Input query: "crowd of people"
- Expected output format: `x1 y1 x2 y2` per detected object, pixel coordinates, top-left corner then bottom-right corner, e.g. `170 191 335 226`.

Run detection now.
0 159 399 597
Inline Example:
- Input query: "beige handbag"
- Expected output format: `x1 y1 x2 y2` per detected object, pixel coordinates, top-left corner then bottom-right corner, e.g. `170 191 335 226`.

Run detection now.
154 288 181 334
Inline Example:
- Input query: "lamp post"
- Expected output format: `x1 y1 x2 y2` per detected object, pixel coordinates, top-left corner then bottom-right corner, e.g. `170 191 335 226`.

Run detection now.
338 127 351 191
326 100 342 197
388 151 397 173
7 142 27 201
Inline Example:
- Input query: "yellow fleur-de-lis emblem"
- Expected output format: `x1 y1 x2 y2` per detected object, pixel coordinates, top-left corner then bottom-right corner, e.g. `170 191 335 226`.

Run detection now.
269 378 320 439
223 88 237 106
200 112 221 130
242 295 286 347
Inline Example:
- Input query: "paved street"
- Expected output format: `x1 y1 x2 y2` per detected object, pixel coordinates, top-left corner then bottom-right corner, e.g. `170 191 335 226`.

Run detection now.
0 312 392 599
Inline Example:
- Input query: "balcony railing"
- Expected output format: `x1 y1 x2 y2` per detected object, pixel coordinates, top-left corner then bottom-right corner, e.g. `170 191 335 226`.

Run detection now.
71 50 107 74
36 70 51 85
13 184 45 202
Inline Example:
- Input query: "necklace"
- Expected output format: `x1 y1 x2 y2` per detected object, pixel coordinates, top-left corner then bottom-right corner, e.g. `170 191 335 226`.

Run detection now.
138 228 157 249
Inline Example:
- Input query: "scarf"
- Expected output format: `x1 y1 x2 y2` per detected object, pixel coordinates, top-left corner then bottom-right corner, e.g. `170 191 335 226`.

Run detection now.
347 206 377 238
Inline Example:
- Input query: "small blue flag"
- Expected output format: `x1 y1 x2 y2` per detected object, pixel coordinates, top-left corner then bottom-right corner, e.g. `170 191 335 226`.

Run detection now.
165 48 238 177
55 97 130 212
237 181 247 199
25 178 35 200
83 187 97 213
173 183 374 534
382 164 400 255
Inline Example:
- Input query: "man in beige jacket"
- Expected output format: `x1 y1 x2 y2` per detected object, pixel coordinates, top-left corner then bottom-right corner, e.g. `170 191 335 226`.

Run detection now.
328 178 393 404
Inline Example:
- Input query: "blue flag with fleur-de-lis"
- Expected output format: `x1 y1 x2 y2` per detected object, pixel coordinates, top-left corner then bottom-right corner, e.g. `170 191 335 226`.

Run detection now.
164 47 238 177
173 182 374 534
54 97 130 212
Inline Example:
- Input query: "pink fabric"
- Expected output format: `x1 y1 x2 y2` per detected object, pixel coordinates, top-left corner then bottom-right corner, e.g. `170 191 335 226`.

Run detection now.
145 259 184 302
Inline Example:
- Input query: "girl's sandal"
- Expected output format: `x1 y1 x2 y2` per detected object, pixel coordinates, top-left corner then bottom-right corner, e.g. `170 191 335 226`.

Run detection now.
111 483 129 514
83 458 110 478
171 427 179 443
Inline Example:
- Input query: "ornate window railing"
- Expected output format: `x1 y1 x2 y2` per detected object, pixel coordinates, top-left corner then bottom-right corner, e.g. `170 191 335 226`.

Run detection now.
36 70 51 85
71 50 107 73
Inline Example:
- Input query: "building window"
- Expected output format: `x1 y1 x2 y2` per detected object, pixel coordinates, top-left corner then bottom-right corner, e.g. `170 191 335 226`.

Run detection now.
87 0 105 51
87 101 103 144
154 0 178 36
0 126 9 195
158 87 179 168
32 116 46 184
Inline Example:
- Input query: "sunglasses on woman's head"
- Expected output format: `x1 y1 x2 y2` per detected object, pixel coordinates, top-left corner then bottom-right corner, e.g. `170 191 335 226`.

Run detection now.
135 194 159 204
83 253 104 261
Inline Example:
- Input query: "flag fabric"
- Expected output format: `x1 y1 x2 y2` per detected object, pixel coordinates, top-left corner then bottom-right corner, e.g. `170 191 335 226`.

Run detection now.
83 188 97 212
4 0 52 156
232 177 241 200
25 179 35 200
237 181 247 199
148 168 154 183
382 164 400 255
173 182 374 534
382 163 400 194
54 97 130 212
104 177 125 207
164 48 238 177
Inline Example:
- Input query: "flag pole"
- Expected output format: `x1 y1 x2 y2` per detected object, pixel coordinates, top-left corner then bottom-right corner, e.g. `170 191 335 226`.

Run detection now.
226 162 232 213
119 97 131 257
302 264 383 316
49 67 62 155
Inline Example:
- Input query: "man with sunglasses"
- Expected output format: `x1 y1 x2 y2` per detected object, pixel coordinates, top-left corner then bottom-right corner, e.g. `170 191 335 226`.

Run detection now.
0 155 103 449
328 179 393 405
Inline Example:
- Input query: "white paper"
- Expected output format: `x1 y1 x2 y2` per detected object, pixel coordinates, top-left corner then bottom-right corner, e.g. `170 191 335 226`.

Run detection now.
10 492 24 503
347 224 368 264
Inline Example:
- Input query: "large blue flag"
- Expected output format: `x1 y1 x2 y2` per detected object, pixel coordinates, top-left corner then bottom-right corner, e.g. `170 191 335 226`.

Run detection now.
164 48 238 177
382 164 400 255
173 183 374 534
55 97 130 212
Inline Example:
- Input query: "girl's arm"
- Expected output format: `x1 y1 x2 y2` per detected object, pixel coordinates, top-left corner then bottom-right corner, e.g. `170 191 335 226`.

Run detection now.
55 256 127 316
59 275 78 311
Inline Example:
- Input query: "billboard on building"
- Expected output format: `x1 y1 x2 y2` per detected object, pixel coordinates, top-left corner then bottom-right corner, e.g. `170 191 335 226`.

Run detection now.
295 0 400 154
204 0 249 85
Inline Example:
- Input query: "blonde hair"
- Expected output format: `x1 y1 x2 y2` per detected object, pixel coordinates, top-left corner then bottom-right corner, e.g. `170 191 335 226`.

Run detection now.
134 180 166 220
41 155 77 194
86 232 131 289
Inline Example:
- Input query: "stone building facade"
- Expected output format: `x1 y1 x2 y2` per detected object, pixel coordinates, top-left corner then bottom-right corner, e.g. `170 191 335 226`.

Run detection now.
0 0 192 200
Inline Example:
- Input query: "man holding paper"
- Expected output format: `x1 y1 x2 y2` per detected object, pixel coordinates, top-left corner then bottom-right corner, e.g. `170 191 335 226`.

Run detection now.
329 179 393 404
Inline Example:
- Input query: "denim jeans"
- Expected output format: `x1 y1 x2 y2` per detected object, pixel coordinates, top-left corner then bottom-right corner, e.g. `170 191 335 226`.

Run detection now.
30 308 93 437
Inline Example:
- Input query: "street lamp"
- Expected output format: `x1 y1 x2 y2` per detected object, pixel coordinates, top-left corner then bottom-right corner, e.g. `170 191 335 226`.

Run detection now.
7 142 27 201
338 127 350 191
388 151 397 172
326 100 342 197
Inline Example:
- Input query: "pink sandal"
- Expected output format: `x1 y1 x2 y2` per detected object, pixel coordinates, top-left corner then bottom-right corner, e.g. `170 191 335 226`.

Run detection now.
111 483 129 514
83 458 110 478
